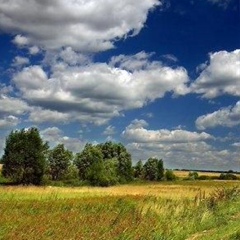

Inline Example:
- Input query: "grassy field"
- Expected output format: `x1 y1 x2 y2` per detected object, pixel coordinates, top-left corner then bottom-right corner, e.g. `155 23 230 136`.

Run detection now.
0 181 240 240
173 170 240 178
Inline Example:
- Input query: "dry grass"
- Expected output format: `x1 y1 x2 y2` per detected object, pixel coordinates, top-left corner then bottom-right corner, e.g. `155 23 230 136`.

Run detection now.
1 180 239 200
174 170 240 178
0 181 240 240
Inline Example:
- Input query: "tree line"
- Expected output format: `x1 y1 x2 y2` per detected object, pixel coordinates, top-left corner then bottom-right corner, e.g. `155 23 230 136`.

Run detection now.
1 128 166 186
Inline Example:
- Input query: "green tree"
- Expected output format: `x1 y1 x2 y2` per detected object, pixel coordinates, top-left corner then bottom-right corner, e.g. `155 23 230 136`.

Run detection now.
143 158 164 181
165 169 177 181
2 128 48 185
48 144 73 180
98 142 133 183
188 171 199 180
133 160 144 179
75 144 103 180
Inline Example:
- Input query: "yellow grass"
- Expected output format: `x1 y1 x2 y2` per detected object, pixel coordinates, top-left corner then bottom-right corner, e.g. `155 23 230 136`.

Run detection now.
0 181 240 239
174 170 240 178
1 181 239 200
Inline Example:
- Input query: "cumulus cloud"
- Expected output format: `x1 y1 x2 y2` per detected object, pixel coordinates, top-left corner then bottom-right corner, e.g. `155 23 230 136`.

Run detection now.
196 101 240 130
13 52 189 125
29 108 70 124
11 56 29 67
40 127 84 153
0 115 19 129
0 0 160 52
122 119 240 170
191 49 240 98
12 35 30 46
0 96 29 115
122 119 214 143
29 46 40 55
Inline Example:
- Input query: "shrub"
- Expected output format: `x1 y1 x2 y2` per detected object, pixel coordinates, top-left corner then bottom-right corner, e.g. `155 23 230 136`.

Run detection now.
165 169 177 181
219 173 239 180
188 171 199 180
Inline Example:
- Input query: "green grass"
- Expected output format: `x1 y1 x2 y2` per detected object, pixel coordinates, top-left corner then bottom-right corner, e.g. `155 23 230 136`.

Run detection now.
0 182 240 240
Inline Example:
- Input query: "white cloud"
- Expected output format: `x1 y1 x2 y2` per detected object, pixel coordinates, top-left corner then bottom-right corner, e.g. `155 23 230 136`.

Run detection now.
122 119 214 143
0 115 19 129
0 0 160 52
232 142 240 147
0 96 29 115
13 52 189 125
196 101 240 130
12 56 29 67
58 47 91 65
122 120 240 170
29 46 40 55
40 127 84 153
29 108 70 124
103 125 116 136
191 49 240 98
12 35 30 46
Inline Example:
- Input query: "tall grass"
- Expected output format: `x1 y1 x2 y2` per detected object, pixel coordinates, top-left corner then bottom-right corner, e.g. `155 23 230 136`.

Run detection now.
0 181 239 240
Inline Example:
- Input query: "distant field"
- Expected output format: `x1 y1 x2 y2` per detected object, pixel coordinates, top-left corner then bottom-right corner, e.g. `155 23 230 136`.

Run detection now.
0 181 240 240
174 170 240 178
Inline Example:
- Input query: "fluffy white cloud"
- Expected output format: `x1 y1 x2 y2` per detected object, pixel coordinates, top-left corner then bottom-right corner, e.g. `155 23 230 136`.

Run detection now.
29 108 70 124
12 35 30 46
0 0 160 52
40 127 84 153
122 119 214 143
0 96 29 115
192 49 240 98
11 56 29 67
13 52 189 125
123 119 239 170
196 101 240 130
0 115 19 129
29 46 40 55
58 47 91 66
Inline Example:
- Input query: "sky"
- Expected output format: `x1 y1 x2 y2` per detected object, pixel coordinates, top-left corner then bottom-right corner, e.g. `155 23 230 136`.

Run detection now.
0 0 239 171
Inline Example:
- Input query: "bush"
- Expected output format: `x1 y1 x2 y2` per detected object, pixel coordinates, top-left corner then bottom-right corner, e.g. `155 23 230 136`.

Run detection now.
197 175 210 180
165 170 177 181
188 171 199 180
219 173 239 180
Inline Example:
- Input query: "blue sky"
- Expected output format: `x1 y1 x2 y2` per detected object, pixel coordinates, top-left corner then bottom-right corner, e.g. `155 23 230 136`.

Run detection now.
0 0 239 171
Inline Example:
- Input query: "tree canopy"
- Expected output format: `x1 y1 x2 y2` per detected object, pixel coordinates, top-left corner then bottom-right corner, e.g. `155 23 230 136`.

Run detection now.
1 128 166 186
2 128 48 185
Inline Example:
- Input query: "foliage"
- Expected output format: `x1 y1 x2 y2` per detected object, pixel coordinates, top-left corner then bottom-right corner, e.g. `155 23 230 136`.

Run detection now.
2 128 48 185
48 144 73 180
98 141 133 183
75 141 133 186
188 171 199 180
219 173 239 180
143 158 164 181
75 143 103 180
165 169 177 181
133 160 144 179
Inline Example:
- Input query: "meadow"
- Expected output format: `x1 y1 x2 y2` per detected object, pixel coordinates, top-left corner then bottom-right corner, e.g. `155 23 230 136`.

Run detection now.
0 180 240 240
